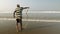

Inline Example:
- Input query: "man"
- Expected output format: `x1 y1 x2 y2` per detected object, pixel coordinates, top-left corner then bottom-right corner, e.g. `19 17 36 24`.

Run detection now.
13 4 29 32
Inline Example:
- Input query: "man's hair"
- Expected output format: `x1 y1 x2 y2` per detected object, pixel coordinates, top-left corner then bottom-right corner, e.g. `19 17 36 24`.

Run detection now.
17 4 20 7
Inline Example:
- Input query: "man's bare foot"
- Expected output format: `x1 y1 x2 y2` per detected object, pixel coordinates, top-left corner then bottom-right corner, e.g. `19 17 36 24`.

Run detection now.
19 28 24 32
16 30 19 32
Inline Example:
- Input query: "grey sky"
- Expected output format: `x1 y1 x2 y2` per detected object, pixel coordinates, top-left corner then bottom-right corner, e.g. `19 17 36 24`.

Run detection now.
21 0 60 11
0 0 60 13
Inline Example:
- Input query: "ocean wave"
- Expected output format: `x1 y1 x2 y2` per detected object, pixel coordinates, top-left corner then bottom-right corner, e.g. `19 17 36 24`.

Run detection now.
0 18 60 22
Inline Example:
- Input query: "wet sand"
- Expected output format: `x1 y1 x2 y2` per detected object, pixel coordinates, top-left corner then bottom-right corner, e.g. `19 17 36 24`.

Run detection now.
0 20 60 34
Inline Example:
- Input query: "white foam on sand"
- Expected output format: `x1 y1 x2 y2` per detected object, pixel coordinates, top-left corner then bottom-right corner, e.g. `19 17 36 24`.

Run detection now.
0 18 60 22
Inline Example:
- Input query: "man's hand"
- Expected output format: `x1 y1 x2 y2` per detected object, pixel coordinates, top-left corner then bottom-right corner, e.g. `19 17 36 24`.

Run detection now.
13 15 15 18
14 16 15 18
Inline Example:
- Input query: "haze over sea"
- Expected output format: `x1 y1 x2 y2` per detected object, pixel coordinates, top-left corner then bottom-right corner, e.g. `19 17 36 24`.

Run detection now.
0 11 60 20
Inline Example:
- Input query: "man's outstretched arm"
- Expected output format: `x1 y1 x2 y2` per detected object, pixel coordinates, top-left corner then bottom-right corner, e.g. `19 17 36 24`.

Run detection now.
22 7 29 9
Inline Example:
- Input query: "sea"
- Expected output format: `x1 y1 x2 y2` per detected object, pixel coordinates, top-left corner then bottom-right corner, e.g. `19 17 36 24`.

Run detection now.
0 11 60 20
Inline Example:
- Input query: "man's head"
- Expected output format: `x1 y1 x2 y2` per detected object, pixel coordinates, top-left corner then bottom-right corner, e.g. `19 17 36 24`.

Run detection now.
17 4 20 7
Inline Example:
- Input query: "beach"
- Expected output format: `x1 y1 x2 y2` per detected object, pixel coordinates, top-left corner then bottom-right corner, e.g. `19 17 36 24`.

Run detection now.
0 19 60 34
0 0 60 34
0 12 60 34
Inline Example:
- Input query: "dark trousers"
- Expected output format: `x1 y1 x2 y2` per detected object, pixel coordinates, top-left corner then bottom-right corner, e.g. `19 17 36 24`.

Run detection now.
16 16 22 30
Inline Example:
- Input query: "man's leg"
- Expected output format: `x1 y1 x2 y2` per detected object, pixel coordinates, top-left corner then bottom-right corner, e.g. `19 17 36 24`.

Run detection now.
20 19 22 31
16 19 19 32
20 16 22 31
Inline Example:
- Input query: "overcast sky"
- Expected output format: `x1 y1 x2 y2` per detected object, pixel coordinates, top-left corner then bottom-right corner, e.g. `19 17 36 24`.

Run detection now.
0 0 60 13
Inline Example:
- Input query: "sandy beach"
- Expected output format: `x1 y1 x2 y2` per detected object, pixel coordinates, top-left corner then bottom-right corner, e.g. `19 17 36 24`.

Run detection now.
0 19 60 34
0 0 60 34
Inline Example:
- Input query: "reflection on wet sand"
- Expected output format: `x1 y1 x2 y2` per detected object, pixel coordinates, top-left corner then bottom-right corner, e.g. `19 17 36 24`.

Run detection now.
0 20 60 34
